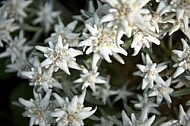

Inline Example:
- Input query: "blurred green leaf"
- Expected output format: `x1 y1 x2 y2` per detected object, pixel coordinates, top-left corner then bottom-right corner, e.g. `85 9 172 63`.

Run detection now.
152 117 167 126
171 87 190 97
108 116 123 126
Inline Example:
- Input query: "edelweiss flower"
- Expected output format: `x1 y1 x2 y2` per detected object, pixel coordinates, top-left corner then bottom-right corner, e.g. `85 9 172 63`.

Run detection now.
45 18 80 47
131 94 160 115
178 104 190 125
172 0 190 31
0 30 32 63
121 106 155 126
1 0 32 23
101 0 151 39
19 89 52 126
131 29 160 56
161 104 190 126
79 23 127 69
172 38 190 78
51 89 97 126
5 55 29 76
149 77 174 107
74 66 106 92
35 35 83 75
133 54 167 89
114 83 134 103
172 74 190 88
0 9 19 46
20 60 62 92
92 76 119 104
33 1 60 32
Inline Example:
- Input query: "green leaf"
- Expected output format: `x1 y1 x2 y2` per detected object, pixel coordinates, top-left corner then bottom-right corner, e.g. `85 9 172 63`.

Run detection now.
124 104 134 116
88 115 101 121
170 87 190 97
152 117 167 126
61 82 74 100
108 116 123 126
85 93 104 105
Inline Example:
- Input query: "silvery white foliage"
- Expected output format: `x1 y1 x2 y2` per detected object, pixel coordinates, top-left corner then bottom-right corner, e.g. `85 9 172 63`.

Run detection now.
35 35 83 75
148 77 174 107
45 18 80 47
121 106 155 126
79 19 127 69
1 0 32 23
19 89 52 126
51 89 97 126
131 94 160 115
20 57 62 92
33 1 60 33
74 66 106 92
92 76 119 104
0 9 19 47
0 30 32 63
172 38 190 78
131 29 160 56
133 54 167 90
100 0 151 41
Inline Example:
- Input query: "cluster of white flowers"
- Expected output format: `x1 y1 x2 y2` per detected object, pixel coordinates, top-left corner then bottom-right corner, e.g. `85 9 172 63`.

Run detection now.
0 0 190 126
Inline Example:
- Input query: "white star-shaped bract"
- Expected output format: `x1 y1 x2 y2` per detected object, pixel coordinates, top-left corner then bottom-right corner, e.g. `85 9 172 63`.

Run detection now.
35 35 83 75
51 89 97 126
20 63 62 92
33 1 60 32
121 106 155 126
131 29 160 56
133 54 167 89
79 23 127 69
1 0 32 23
45 18 80 47
19 89 52 126
74 66 106 92
100 0 151 43
149 77 174 107
172 38 190 78
0 30 32 63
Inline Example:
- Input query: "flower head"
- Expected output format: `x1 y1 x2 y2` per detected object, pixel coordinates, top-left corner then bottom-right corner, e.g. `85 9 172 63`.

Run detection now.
172 38 190 78
74 66 106 92
1 0 32 23
148 77 174 107
121 106 155 126
33 1 60 32
101 0 151 40
35 35 83 75
51 89 97 126
133 54 167 89
45 18 80 47
19 89 52 126
79 22 127 69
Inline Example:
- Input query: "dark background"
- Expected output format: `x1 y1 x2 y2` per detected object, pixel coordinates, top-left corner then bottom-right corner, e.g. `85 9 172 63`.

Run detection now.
0 0 88 126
